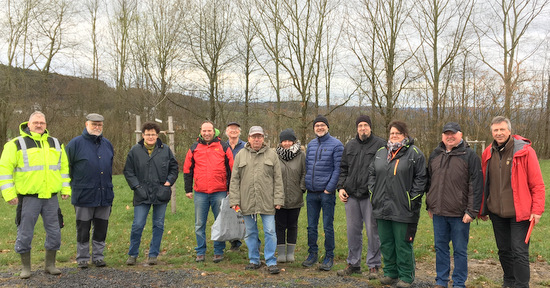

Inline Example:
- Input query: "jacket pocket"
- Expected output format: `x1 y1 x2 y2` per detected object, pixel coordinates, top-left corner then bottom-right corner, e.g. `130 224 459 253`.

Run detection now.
134 186 148 202
263 159 274 175
157 185 172 202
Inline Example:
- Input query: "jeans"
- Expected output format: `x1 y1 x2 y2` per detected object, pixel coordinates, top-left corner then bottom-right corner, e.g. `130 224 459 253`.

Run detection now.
275 208 301 244
128 203 167 258
244 214 277 266
489 212 530 288
194 191 226 256
306 192 335 258
433 214 470 288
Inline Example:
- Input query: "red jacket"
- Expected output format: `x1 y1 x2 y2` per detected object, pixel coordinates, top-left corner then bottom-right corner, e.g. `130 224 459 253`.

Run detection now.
480 135 545 222
183 137 233 194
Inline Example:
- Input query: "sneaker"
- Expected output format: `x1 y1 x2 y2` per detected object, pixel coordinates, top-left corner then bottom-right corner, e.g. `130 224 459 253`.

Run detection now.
213 254 224 263
396 280 412 288
368 267 380 279
245 263 261 270
77 261 88 269
93 259 106 267
337 264 361 276
267 265 280 274
195 255 205 262
147 257 157 265
379 276 398 285
318 257 333 271
126 256 137 266
301 253 318 267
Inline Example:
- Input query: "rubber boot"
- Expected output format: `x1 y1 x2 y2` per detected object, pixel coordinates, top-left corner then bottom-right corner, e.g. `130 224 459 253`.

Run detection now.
276 244 287 263
286 244 296 262
45 250 61 275
20 252 31 279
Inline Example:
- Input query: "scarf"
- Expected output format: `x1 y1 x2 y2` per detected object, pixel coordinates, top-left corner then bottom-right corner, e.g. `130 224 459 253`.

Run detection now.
386 138 409 163
276 141 301 161
144 142 155 155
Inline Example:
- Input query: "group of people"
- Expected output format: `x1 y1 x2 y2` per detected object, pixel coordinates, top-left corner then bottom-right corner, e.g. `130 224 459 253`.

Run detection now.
0 112 545 288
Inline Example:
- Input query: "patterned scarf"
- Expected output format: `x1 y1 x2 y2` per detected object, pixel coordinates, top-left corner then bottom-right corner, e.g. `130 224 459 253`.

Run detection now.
386 138 409 163
276 141 301 161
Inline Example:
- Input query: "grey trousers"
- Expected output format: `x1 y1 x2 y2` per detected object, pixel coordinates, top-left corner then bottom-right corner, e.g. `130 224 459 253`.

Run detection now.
345 196 381 268
75 206 111 262
15 196 60 254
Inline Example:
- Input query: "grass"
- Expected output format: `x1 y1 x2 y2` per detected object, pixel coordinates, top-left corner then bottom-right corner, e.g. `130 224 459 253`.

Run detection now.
0 160 549 284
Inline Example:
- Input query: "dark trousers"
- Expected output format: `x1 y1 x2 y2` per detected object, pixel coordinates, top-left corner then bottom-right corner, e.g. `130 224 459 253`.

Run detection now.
275 208 301 244
489 212 530 288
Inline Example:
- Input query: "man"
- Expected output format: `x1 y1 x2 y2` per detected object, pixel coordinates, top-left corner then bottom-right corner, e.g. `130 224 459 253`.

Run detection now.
229 126 284 274
426 122 483 288
0 111 71 279
336 115 385 278
303 114 344 271
480 116 545 288
184 121 233 263
66 113 114 269
225 121 245 251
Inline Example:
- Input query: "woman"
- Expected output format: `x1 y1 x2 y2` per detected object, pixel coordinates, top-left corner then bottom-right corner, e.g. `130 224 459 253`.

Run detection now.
123 122 179 266
367 121 427 288
275 128 306 263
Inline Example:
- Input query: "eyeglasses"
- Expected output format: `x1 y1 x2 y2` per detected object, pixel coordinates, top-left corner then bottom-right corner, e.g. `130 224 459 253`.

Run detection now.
31 122 46 126
91 123 103 127
389 132 403 136
143 134 158 137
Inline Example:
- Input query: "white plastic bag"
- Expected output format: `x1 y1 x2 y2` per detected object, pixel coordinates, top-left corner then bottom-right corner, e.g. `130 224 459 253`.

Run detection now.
211 195 246 241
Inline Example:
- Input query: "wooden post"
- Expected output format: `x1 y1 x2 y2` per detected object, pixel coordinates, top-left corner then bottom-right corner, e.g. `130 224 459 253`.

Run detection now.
167 116 177 214
135 115 141 144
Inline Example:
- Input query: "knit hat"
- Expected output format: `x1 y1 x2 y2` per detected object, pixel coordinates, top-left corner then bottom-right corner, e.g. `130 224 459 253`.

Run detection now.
279 128 297 143
313 115 329 128
356 115 372 127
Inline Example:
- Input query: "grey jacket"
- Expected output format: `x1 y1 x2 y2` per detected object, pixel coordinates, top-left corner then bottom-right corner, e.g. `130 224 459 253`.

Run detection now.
279 150 305 209
229 143 284 215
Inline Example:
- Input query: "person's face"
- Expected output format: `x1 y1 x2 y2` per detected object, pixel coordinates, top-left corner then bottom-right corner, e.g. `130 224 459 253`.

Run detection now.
28 114 47 134
442 131 462 150
389 127 405 143
142 129 158 146
491 121 511 146
248 134 264 150
281 140 294 149
85 121 104 136
314 122 328 137
357 122 371 140
201 123 215 142
226 125 240 139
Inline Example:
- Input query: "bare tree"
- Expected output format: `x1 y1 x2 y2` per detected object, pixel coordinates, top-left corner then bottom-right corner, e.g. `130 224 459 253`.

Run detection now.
85 0 102 80
108 0 137 91
476 0 549 119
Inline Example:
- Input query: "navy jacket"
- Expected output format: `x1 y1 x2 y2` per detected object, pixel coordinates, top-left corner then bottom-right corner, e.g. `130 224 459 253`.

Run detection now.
66 129 114 207
305 132 344 193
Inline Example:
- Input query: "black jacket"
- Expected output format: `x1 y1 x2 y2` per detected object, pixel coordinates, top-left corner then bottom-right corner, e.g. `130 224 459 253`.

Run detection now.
426 140 483 218
337 133 386 199
368 138 427 223
123 138 179 206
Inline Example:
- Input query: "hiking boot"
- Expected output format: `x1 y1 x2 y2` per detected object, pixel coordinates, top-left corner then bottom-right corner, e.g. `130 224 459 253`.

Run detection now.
268 265 280 274
318 256 333 271
93 259 106 267
229 240 241 251
396 280 412 288
147 257 157 265
195 255 205 262
380 276 398 285
337 264 361 276
245 263 261 270
368 267 380 279
213 254 224 263
301 253 318 267
126 256 137 265
77 261 89 269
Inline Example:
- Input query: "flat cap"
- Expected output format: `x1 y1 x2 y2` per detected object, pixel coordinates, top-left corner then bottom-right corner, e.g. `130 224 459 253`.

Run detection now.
86 113 104 122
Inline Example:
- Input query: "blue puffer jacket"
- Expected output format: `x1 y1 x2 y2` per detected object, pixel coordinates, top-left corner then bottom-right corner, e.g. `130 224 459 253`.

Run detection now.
305 132 344 193
66 129 114 207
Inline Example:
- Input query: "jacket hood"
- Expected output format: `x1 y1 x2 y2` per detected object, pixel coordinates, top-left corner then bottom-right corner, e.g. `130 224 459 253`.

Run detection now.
197 128 221 144
245 142 268 153
19 121 49 140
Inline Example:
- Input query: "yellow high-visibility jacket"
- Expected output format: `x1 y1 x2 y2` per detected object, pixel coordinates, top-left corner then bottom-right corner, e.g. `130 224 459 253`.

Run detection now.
0 122 71 202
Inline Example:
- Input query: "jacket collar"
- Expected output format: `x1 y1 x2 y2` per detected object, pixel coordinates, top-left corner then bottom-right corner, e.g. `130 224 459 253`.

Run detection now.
19 122 49 140
82 128 103 143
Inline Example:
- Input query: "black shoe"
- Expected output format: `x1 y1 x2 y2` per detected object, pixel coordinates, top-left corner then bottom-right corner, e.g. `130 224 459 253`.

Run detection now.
229 240 241 251
77 261 89 269
301 253 318 267
245 263 261 270
337 265 360 276
267 265 280 274
93 259 106 267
